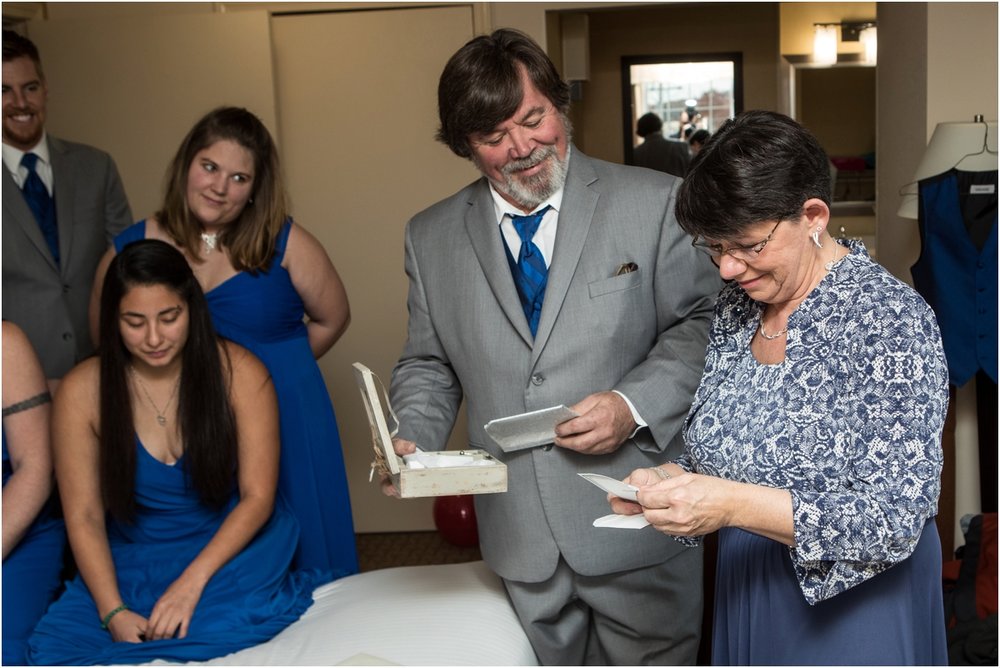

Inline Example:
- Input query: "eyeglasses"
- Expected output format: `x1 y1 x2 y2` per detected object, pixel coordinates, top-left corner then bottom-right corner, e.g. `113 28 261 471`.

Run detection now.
691 219 783 265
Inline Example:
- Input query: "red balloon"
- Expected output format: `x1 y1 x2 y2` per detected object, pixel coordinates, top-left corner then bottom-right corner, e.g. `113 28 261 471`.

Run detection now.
433 495 479 548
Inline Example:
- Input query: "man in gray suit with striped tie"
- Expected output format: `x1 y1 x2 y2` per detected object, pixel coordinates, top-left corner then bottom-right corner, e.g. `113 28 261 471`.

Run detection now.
386 29 719 665
2 31 132 384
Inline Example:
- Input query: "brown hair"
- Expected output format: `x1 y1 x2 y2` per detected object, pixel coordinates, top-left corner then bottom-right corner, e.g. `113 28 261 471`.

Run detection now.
436 28 571 159
158 107 287 271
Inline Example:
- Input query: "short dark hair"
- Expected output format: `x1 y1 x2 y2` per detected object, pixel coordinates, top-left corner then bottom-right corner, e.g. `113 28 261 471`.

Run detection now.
688 129 710 146
2 30 44 79
99 239 237 521
676 110 831 240
436 28 571 158
636 112 663 138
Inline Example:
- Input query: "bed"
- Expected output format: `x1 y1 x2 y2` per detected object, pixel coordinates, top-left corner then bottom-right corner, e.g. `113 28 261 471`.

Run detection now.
152 560 538 666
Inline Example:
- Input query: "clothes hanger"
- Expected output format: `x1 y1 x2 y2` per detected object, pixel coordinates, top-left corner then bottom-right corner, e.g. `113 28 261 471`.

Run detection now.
898 117 998 219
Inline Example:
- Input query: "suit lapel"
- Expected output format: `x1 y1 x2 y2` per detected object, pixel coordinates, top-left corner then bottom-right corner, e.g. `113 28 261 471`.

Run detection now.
463 181 535 347
531 149 598 366
48 136 74 276
2 162 59 272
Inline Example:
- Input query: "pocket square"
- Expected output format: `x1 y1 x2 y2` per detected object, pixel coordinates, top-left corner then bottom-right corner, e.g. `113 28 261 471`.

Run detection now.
615 262 639 276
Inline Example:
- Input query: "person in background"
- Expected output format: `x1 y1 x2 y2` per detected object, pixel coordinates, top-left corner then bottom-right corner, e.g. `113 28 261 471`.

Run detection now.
90 107 357 578
2 321 67 665
610 110 949 665
28 240 324 665
386 28 719 665
688 129 710 157
632 111 690 178
2 30 133 388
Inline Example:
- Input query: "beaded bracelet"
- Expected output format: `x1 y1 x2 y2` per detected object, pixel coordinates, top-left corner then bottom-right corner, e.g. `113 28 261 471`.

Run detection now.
648 466 672 481
101 603 129 629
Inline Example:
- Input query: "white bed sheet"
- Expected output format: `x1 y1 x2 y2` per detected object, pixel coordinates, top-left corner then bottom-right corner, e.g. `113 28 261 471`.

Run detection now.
150 560 538 666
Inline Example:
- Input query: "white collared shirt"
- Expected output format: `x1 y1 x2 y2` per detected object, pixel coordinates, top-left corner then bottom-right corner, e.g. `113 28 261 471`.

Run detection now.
3 134 53 195
489 184 564 268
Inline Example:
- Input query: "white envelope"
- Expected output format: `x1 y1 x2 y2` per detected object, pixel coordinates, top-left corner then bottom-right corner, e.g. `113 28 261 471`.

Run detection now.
484 405 579 452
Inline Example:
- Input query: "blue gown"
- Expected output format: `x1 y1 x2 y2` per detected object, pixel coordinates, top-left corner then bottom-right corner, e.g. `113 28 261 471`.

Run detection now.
26 438 324 665
2 431 66 666
114 220 358 577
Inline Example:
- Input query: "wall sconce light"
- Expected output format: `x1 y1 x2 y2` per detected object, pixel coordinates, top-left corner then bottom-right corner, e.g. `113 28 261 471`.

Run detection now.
813 23 839 65
813 21 878 65
859 24 878 65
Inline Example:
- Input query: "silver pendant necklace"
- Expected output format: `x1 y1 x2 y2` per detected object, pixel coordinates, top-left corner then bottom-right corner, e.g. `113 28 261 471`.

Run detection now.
128 366 180 427
201 232 219 253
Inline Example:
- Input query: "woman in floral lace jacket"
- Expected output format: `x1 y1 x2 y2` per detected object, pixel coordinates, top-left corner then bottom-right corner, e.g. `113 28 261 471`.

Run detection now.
610 111 949 665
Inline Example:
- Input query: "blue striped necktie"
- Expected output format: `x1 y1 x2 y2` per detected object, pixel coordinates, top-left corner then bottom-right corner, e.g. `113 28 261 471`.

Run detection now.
20 152 59 267
508 205 552 337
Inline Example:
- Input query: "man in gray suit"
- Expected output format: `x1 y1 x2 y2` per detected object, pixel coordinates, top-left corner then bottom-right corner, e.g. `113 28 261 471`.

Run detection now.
2 31 132 382
387 29 719 665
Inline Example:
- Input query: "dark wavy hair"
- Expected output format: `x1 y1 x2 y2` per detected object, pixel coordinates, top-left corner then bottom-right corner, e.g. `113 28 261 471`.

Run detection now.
436 28 571 159
675 110 831 240
2 30 44 78
158 106 287 272
99 239 237 521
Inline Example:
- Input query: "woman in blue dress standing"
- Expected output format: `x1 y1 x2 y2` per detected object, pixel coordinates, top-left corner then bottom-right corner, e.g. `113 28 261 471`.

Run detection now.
609 111 949 665
91 107 357 578
2 321 66 665
29 240 323 664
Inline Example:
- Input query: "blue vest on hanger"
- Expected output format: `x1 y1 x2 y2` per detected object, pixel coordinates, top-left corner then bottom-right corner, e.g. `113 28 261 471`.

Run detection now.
911 169 998 386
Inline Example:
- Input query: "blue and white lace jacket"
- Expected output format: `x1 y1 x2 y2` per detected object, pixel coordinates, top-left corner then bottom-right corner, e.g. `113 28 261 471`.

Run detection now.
676 239 949 605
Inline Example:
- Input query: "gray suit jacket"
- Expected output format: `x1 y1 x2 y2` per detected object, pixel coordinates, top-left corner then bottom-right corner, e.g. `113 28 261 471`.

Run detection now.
3 135 133 378
390 149 720 583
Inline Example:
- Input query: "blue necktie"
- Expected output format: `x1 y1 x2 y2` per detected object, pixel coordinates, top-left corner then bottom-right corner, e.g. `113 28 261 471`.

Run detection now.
507 205 551 337
20 152 59 267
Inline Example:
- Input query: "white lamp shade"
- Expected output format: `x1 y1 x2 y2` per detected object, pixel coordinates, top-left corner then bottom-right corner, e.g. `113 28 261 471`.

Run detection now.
813 25 838 65
860 25 877 65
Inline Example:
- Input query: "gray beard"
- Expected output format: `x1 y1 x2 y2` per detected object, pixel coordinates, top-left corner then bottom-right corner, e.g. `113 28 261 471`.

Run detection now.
475 118 572 211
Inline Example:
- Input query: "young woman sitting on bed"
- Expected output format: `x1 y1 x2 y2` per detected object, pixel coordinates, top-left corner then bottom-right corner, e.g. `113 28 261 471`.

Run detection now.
27 239 325 666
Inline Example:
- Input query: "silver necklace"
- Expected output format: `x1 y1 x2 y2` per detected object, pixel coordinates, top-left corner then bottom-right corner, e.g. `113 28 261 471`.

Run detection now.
128 366 180 427
824 243 845 272
758 318 787 340
201 232 219 253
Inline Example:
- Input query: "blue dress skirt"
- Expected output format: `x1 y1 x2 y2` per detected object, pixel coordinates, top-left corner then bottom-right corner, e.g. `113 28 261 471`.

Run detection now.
712 520 948 665
2 432 66 666
26 439 325 665
114 220 358 578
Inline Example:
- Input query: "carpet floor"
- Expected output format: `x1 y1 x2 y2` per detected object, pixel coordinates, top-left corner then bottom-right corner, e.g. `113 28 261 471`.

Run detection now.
355 531 482 572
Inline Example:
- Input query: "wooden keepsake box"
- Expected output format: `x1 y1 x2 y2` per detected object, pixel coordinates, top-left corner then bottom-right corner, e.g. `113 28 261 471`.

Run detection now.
352 362 508 498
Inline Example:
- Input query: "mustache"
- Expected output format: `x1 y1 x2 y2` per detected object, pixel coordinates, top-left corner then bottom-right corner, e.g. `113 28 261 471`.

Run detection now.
502 146 555 175
4 106 38 116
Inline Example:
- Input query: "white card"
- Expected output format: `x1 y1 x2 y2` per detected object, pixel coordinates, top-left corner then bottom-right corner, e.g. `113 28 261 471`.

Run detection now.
592 513 650 529
578 473 649 530
577 472 639 501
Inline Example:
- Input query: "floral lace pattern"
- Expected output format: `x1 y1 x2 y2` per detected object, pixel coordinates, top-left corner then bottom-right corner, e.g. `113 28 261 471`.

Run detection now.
678 240 948 604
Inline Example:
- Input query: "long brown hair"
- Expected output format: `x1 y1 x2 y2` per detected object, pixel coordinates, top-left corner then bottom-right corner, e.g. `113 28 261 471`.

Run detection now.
157 107 287 272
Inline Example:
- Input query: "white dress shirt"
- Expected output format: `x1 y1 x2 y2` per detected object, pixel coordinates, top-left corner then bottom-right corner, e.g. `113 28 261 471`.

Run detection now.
3 133 53 195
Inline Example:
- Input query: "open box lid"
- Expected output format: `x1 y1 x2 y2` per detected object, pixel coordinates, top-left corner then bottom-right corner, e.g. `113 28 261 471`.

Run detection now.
352 362 402 477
